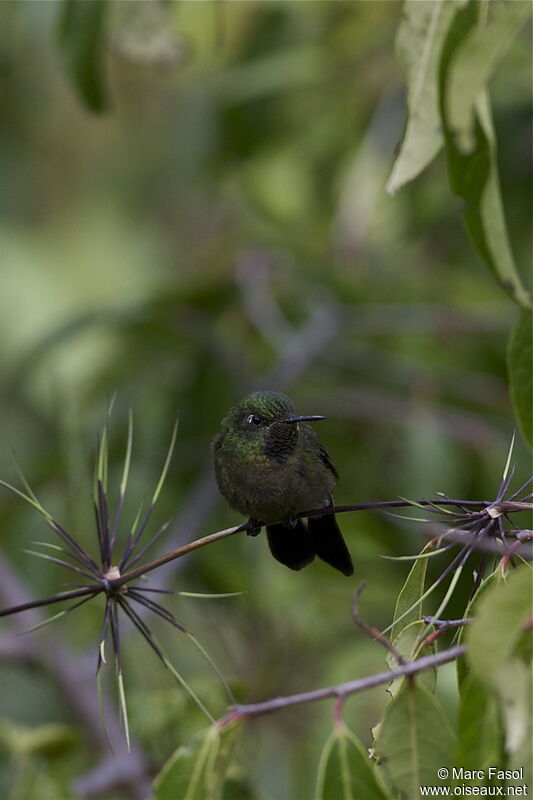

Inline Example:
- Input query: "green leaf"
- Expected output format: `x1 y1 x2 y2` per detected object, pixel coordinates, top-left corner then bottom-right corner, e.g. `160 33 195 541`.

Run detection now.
315 724 392 800
508 309 533 447
440 3 531 309
445 1 531 154
153 722 242 800
466 565 533 688
456 674 503 775
389 541 432 641
386 0 457 194
456 569 500 691
375 684 456 799
387 621 436 698
57 0 108 113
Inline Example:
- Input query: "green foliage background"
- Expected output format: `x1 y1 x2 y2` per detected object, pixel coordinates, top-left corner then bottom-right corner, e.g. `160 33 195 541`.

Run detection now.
0 2 530 799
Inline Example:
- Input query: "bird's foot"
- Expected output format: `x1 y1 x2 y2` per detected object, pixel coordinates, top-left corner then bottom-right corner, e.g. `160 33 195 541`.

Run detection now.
246 518 263 537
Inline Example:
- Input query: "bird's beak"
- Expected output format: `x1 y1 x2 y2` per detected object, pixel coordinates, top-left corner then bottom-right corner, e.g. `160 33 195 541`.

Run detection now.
281 415 326 424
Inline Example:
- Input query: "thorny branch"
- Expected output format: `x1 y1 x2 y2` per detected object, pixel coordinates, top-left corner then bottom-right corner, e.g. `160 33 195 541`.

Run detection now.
109 496 532 590
1 496 529 616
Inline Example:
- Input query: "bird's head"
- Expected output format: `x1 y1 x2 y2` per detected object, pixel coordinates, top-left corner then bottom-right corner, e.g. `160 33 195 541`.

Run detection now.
218 391 325 459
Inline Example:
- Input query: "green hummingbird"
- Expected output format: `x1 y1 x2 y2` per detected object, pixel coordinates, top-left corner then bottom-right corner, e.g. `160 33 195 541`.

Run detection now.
212 391 353 576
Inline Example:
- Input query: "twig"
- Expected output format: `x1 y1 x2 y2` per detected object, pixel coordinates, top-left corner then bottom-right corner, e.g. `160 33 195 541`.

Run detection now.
422 616 472 629
230 645 465 718
351 583 406 666
421 616 472 647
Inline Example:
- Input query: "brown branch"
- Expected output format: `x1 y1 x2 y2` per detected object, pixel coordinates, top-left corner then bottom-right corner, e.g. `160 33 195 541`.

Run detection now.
229 645 465 718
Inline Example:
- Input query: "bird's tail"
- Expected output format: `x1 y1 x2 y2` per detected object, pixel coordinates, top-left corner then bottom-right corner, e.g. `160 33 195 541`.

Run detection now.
308 513 354 576
266 520 315 571
266 515 353 576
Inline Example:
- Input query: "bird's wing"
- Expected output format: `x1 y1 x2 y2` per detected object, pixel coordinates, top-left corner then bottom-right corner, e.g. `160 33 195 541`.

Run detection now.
318 444 339 481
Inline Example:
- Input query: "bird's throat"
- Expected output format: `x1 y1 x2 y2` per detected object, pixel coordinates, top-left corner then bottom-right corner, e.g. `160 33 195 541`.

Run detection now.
263 421 299 463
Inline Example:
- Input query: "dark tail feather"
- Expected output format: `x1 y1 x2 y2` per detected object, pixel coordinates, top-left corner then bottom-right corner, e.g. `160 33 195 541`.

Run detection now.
266 521 315 571
308 514 353 576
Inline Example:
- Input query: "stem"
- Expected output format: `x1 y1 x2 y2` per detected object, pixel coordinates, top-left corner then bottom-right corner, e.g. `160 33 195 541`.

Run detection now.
230 645 465 717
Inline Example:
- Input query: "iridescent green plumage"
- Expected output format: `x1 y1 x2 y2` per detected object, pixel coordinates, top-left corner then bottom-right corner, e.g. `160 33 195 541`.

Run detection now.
213 391 353 576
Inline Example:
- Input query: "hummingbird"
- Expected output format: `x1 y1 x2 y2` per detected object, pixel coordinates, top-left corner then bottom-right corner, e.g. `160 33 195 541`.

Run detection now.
212 391 353 576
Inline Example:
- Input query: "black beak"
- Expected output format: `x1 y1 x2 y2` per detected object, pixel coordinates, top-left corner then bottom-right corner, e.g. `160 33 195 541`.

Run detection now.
281 415 326 424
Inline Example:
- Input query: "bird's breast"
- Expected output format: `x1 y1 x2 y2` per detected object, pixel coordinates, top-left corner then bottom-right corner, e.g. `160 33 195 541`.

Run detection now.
214 441 334 523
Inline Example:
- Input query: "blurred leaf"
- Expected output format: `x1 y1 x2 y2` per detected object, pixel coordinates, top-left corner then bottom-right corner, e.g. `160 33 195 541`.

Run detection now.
57 0 108 112
386 0 456 194
390 541 432 642
220 769 256 800
466 565 532 687
219 46 325 105
440 3 531 309
445 1 531 154
0 721 77 759
508 659 533 790
153 721 242 800
315 724 392 800
508 309 533 447
375 683 456 798
456 674 502 776
7 763 73 800
456 568 500 691
387 620 436 697
495 657 530 756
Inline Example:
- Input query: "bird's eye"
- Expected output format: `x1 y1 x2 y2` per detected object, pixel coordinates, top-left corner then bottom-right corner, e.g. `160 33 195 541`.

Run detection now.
246 414 263 427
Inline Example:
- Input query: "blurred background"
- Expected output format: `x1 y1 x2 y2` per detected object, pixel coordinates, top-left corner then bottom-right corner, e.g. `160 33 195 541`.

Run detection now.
0 2 531 798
